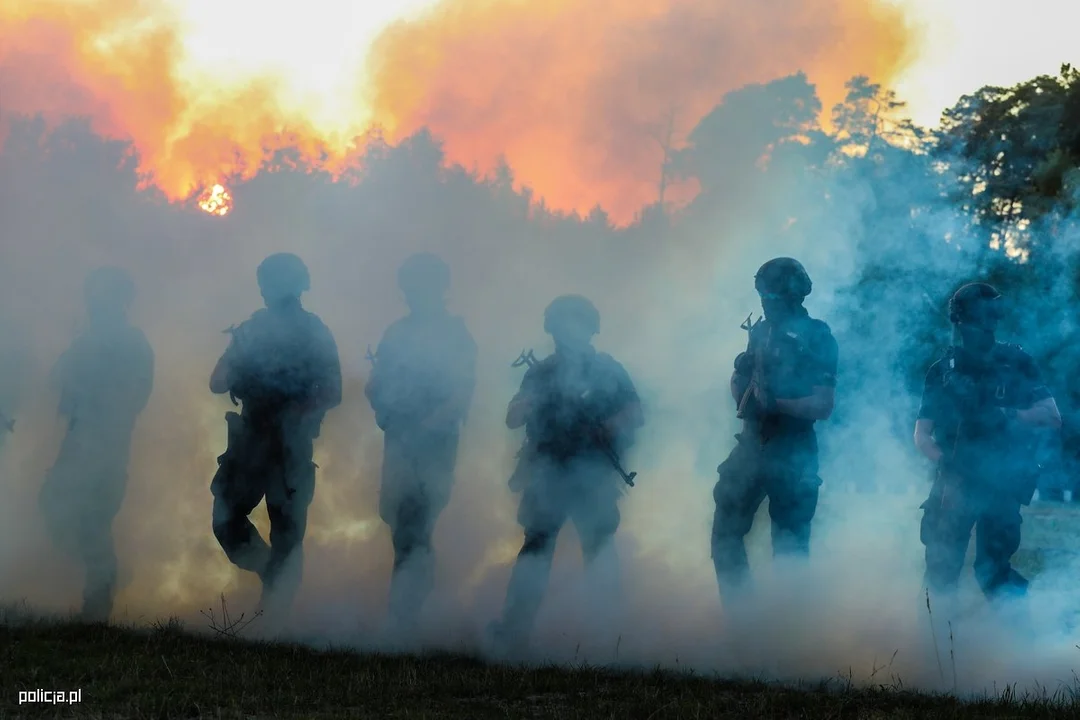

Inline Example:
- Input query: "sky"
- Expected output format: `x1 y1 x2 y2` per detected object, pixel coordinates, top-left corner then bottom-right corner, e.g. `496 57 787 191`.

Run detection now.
890 0 1080 127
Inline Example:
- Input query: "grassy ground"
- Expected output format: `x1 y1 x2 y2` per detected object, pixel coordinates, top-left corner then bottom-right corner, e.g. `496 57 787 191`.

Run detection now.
4 612 1080 719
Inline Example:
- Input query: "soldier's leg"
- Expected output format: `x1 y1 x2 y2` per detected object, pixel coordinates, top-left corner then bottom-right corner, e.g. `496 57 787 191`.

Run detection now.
387 491 436 628
572 476 623 629
211 485 270 576
767 464 822 559
711 443 766 597
78 475 129 623
262 452 316 610
919 484 976 596
79 519 118 623
493 476 567 648
972 500 1027 600
39 471 81 560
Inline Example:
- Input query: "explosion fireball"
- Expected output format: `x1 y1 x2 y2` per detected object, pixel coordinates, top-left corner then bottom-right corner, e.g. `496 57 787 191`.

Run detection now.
197 184 233 217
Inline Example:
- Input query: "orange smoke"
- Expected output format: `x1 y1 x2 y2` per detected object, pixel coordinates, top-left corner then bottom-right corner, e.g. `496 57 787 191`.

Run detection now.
0 0 351 203
367 0 915 222
0 0 915 222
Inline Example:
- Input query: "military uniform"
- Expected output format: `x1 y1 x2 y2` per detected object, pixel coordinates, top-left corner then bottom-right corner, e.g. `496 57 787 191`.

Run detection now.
492 294 643 650
39 267 154 622
917 342 1049 598
711 306 838 593
366 307 476 627
211 254 341 612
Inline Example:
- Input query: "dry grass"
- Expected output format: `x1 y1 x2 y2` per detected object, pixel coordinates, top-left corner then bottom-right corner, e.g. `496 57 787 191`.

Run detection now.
4 601 1080 719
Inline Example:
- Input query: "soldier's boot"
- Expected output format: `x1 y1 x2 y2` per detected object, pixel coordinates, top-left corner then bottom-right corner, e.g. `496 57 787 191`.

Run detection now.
488 532 556 656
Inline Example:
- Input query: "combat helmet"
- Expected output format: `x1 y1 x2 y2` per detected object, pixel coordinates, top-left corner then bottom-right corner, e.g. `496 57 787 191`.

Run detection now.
543 294 600 336
84 266 135 314
948 282 1002 327
256 253 310 301
397 252 450 301
754 257 812 299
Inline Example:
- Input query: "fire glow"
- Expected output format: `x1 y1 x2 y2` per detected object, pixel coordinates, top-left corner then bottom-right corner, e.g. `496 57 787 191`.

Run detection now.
197 184 232 216
0 0 914 223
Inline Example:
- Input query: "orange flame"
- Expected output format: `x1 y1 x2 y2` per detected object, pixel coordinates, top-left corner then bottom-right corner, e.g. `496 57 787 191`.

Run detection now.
0 0 916 223
197 184 232 216
366 0 915 222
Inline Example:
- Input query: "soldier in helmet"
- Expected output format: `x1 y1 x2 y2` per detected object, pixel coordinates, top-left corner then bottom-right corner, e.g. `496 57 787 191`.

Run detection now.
914 282 1060 605
39 266 155 622
365 252 477 634
209 253 342 616
711 257 837 601
488 294 644 652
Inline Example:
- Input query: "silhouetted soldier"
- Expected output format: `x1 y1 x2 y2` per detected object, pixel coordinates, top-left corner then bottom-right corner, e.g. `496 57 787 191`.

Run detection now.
489 295 643 652
39 267 154 622
209 253 342 615
915 283 1061 606
365 253 477 633
711 258 837 602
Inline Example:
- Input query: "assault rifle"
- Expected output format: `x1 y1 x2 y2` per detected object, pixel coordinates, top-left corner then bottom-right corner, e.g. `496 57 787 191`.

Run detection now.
511 348 637 487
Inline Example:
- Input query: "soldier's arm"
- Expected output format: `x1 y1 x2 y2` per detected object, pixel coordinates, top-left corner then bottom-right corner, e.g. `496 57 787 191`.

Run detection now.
316 332 343 412
773 325 837 421
913 362 946 462
601 362 644 436
506 390 533 429
1013 354 1062 428
730 351 752 404
1016 398 1061 428
209 350 232 394
914 419 942 463
364 330 392 409
131 337 155 415
506 366 540 429
774 388 834 421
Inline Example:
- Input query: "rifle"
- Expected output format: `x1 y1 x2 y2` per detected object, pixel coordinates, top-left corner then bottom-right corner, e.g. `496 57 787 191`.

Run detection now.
511 348 638 487
735 312 765 420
